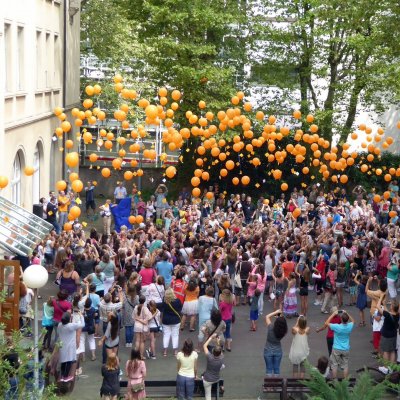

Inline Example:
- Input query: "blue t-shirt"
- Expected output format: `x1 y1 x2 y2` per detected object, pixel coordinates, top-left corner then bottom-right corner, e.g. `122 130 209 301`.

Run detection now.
156 261 173 285
91 272 105 292
329 322 354 351
89 293 101 310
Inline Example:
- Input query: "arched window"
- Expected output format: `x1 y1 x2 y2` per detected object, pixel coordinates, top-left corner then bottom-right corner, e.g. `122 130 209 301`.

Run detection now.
11 153 22 205
32 145 40 204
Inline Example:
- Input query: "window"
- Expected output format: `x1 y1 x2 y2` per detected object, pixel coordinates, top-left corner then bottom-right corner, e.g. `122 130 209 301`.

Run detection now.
32 145 40 205
4 23 12 92
16 26 25 90
45 33 50 87
11 153 22 206
54 34 60 87
36 31 42 89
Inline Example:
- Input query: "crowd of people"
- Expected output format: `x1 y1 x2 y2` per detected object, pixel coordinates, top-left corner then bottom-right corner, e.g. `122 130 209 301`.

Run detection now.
6 178 400 399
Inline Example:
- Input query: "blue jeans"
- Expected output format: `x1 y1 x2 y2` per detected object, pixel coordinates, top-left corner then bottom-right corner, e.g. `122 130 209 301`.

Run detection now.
125 326 134 344
264 348 282 375
176 374 195 400
5 377 18 400
224 319 232 339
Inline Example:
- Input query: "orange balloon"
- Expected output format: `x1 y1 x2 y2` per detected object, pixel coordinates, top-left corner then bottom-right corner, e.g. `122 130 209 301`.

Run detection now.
69 172 79 182
241 176 250 186
281 182 288 191
128 215 137 224
384 174 392 182
136 215 144 224
223 221 230 229
69 206 81 218
373 194 381 203
192 188 201 197
56 180 67 191
220 168 228 177
24 166 34 176
65 152 79 168
218 229 225 238
292 208 301 218
232 177 239 185
340 175 348 184
206 192 214 200
124 171 133 181
63 222 73 231
191 177 200 187
383 191 391 199
166 166 177 179
226 160 235 170
71 179 83 192
101 168 111 178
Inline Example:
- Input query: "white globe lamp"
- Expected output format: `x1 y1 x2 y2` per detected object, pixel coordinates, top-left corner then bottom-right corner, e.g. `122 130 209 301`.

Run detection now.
22 264 49 394
23 265 49 289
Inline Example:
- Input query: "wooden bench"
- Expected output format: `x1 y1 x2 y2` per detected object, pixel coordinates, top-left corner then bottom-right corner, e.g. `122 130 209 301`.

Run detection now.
119 379 224 399
263 377 356 399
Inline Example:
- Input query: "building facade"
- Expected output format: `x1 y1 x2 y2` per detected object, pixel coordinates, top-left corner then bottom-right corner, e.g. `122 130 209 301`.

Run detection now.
0 0 80 212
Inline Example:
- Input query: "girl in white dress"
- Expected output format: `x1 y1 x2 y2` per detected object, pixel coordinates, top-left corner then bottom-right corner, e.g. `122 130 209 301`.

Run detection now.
288 315 310 378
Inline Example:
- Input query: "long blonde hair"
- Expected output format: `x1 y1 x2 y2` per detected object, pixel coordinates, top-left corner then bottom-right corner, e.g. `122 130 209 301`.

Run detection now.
164 288 176 304
220 289 233 304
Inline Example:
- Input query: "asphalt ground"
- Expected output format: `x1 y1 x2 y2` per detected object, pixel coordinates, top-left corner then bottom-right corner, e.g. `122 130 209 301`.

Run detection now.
36 282 384 399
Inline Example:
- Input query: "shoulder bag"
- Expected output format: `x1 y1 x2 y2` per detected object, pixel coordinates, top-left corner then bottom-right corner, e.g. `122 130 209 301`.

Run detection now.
168 302 182 321
234 262 242 289
152 311 163 332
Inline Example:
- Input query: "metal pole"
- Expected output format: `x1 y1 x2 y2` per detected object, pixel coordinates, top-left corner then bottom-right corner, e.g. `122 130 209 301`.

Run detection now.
34 287 39 396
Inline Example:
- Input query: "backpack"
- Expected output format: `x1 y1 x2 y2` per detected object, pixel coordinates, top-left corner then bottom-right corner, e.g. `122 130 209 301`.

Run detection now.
84 308 95 335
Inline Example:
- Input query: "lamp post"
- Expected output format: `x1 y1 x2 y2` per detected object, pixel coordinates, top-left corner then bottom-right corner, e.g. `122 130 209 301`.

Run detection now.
23 265 49 397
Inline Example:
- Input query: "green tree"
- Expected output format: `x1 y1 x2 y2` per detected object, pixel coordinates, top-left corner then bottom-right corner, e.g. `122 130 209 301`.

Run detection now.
251 0 400 142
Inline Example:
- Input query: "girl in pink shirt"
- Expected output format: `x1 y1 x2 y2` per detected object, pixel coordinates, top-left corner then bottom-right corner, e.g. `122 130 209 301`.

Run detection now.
246 274 258 303
252 262 267 315
219 289 235 351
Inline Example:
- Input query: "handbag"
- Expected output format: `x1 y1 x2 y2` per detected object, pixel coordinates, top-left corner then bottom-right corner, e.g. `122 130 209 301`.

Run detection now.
234 262 242 289
153 312 163 332
168 302 182 321
130 382 145 393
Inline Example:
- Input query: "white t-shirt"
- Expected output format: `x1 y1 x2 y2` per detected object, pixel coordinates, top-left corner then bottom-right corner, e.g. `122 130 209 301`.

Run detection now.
373 309 384 332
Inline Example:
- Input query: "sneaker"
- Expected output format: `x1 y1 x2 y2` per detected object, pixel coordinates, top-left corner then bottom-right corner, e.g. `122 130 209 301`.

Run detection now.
75 368 82 376
313 301 320 306
321 310 329 314
145 349 150 359
125 343 131 348
151 355 156 360
378 366 389 375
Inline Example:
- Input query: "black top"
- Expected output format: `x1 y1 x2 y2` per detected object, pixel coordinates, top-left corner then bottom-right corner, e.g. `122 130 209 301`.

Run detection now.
46 203 57 223
76 259 97 279
381 311 399 338
162 298 182 325
101 365 120 396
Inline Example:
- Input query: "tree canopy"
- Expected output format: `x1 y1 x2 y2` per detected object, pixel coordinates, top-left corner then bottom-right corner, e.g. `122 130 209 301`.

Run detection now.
250 0 400 142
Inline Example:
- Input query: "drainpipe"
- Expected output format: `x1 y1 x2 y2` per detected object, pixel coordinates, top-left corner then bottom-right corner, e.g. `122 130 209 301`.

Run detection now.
62 0 67 180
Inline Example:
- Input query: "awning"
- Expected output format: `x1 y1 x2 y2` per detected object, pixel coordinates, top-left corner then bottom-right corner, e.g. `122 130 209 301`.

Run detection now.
0 196 53 256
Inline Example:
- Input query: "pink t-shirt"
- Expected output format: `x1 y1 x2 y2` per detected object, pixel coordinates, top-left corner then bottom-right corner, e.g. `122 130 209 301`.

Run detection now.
219 301 233 321
247 281 257 297
139 268 156 286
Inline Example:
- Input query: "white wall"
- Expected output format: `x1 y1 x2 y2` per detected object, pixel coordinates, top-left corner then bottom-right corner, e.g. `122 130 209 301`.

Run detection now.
0 0 80 211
